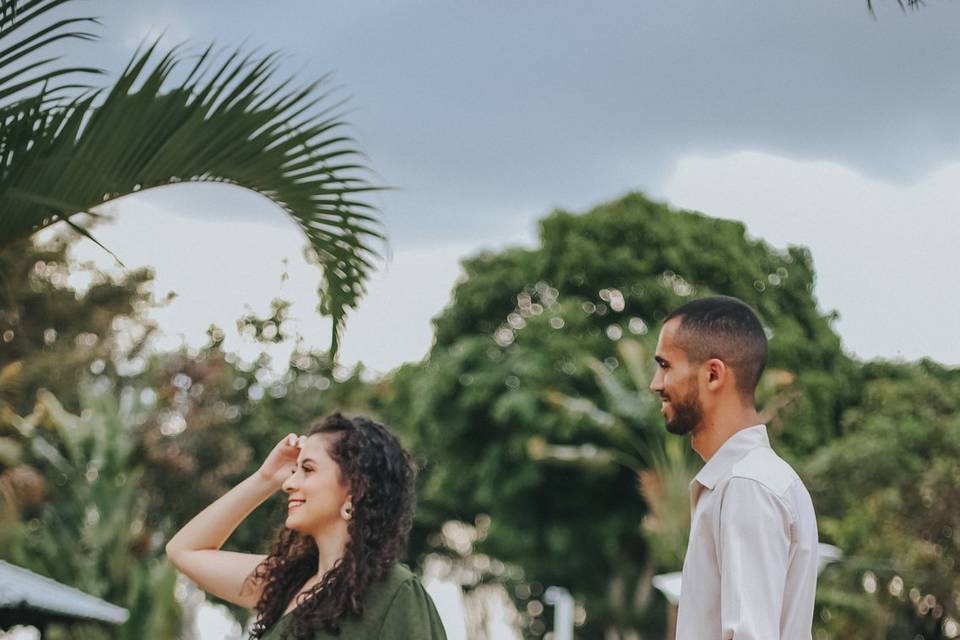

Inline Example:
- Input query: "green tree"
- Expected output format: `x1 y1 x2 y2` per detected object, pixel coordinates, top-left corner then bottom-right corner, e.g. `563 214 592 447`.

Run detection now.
0 233 183 638
544 339 798 574
0 236 156 419
0 0 384 352
0 233 158 579
432 193 858 456
805 360 960 640
383 192 853 638
0 234 385 636
4 388 181 640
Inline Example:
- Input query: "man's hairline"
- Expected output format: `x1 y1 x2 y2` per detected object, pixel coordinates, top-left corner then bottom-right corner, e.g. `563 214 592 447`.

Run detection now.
664 313 758 398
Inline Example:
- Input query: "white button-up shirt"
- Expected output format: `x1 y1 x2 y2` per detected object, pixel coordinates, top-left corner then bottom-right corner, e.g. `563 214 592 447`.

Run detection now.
676 425 819 640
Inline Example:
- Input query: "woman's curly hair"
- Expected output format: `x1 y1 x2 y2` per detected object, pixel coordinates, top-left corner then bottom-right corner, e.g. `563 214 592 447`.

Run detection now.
248 413 416 639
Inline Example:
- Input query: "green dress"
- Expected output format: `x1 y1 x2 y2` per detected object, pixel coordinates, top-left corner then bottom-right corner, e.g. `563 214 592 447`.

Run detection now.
261 564 447 640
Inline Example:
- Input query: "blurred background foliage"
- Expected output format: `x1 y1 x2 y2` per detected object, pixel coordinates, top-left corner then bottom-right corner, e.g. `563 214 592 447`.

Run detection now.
1 192 958 639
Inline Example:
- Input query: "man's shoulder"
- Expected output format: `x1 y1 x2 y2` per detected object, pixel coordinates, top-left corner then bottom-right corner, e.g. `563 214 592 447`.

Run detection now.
727 446 801 498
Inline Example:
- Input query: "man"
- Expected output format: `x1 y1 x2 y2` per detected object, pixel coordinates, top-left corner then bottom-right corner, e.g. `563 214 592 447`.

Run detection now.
649 296 819 639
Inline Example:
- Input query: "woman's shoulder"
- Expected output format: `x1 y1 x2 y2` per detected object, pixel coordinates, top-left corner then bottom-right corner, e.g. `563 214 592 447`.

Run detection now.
374 564 447 638
364 563 417 610
265 565 445 640
383 563 417 589
361 564 446 638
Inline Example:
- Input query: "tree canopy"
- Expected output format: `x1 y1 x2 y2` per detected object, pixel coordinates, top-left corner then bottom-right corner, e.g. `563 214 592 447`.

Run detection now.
383 192 862 637
3 192 958 639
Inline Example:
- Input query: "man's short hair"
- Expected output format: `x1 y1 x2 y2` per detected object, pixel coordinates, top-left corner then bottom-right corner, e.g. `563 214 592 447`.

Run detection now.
664 295 768 396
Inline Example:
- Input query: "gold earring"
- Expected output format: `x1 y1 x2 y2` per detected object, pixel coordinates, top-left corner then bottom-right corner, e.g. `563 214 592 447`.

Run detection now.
341 502 353 521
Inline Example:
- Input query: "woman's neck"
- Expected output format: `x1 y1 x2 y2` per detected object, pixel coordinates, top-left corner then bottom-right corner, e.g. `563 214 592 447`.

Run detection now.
312 520 350 576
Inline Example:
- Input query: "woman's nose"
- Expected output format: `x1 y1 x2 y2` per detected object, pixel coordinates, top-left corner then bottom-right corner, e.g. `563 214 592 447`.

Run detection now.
282 469 298 492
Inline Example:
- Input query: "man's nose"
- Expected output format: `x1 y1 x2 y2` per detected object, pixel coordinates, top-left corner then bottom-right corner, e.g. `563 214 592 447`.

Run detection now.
649 371 662 393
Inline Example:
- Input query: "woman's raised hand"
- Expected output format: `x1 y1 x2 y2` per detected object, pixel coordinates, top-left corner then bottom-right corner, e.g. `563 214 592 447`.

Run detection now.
167 433 305 609
257 433 305 488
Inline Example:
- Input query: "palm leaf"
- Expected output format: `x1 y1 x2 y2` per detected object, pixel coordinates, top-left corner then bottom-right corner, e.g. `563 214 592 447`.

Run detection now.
0 2 386 355
0 0 101 104
867 0 925 14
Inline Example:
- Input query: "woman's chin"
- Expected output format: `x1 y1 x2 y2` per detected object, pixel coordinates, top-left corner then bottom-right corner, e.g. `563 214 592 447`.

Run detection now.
285 516 305 532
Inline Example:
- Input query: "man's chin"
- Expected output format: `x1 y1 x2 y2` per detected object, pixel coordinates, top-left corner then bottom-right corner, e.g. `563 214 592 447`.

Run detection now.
665 418 695 436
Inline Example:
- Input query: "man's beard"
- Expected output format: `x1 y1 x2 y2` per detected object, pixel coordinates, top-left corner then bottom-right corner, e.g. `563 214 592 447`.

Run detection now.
664 389 702 436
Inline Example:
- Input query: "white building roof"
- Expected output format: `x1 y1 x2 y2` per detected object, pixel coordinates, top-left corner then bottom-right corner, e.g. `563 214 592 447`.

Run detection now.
652 543 844 605
0 561 128 625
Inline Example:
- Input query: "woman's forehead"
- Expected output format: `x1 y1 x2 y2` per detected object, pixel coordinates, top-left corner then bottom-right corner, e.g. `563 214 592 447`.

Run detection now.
299 433 334 460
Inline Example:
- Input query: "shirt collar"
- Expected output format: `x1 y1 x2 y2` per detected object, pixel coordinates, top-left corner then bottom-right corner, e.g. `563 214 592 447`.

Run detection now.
692 424 770 491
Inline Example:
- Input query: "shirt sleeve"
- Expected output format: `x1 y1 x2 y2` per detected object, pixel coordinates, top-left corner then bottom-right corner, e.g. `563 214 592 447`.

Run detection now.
718 477 793 640
379 578 448 640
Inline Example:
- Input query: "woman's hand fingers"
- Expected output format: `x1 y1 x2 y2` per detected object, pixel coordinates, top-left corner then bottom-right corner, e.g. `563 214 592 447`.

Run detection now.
283 433 305 450
258 434 304 486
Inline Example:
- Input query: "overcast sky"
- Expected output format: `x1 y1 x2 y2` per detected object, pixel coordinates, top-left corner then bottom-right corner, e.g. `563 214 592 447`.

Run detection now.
65 0 960 372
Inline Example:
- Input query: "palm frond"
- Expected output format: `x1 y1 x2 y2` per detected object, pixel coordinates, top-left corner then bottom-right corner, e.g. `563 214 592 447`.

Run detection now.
867 0 925 14
0 0 101 106
0 30 385 354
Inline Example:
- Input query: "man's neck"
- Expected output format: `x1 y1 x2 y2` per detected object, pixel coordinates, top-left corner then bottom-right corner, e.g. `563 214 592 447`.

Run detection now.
691 407 762 462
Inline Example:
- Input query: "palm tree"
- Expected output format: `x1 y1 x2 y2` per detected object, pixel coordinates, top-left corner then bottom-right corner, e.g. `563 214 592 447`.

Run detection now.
538 339 700 571
0 0 384 354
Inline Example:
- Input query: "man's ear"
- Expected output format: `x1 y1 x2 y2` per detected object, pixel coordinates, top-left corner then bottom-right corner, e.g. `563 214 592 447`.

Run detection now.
705 358 728 390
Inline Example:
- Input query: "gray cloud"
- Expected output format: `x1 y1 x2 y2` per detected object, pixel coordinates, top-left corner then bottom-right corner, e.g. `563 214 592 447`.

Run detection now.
79 0 960 245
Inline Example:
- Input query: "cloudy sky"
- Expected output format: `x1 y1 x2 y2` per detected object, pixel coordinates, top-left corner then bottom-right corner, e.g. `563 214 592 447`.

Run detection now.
63 0 960 372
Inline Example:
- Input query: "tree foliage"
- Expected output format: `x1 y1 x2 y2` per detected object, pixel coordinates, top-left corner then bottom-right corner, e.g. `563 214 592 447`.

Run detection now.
806 360 960 639
4 189 959 639
4 389 182 640
0 235 381 636
384 192 856 637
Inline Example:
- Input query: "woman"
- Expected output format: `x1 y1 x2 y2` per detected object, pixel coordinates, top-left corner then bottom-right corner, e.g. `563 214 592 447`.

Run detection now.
165 413 447 639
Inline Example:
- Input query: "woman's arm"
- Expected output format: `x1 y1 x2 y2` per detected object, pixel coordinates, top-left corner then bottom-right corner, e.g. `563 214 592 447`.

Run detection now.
165 433 301 609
